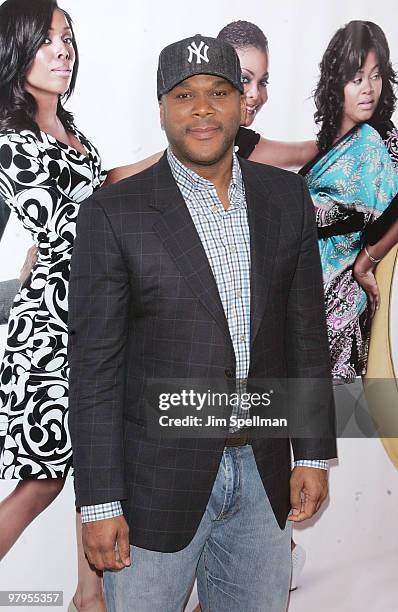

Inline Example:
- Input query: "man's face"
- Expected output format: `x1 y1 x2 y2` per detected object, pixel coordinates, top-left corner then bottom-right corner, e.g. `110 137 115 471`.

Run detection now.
159 74 246 167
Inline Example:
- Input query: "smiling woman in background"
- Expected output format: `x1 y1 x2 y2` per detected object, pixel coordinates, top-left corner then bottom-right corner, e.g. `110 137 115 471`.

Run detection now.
217 20 318 169
0 1 106 610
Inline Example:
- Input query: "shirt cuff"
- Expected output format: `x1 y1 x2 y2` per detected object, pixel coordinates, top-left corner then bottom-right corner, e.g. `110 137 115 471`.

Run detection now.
79 465 327 521
80 501 123 523
294 460 328 470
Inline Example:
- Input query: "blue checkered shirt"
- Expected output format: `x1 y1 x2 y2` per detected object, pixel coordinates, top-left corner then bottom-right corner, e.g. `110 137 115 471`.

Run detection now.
80 150 327 523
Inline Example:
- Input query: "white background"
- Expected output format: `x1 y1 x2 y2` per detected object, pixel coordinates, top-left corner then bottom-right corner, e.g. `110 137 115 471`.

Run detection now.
0 1 397 611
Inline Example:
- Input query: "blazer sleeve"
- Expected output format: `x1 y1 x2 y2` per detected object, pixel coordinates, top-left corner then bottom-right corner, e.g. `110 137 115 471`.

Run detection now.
286 177 337 461
68 194 130 507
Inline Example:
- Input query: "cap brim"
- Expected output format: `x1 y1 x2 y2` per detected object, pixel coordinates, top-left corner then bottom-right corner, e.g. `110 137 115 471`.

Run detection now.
158 69 243 98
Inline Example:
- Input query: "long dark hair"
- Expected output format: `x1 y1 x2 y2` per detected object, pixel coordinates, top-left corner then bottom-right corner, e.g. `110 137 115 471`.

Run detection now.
217 20 268 54
314 20 397 152
0 0 79 136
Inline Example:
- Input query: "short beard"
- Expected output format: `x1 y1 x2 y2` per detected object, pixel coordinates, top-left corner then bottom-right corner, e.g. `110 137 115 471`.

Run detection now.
167 127 238 169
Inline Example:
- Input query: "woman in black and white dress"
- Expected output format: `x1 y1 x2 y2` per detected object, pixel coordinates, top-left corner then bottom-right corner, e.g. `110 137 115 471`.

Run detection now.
0 1 105 610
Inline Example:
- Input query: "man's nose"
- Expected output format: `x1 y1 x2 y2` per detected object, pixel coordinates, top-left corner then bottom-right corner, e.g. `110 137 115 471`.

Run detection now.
192 93 215 116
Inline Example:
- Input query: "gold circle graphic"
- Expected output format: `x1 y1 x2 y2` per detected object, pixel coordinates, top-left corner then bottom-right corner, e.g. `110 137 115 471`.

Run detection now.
364 244 398 469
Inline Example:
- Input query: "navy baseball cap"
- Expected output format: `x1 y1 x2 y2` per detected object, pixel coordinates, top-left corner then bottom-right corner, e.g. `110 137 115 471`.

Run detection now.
157 34 244 98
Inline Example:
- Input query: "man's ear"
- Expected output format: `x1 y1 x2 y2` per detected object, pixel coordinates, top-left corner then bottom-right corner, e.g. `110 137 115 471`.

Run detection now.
239 93 246 126
159 97 165 131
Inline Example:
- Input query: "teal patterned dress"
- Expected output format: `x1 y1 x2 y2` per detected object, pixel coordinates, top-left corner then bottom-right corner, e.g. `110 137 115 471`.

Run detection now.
300 123 398 382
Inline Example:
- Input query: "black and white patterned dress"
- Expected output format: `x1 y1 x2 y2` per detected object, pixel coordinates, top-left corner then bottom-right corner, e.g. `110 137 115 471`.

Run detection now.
0 126 104 478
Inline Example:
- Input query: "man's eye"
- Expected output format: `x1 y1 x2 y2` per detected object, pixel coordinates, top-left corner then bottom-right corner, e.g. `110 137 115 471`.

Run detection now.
213 90 227 96
176 92 191 99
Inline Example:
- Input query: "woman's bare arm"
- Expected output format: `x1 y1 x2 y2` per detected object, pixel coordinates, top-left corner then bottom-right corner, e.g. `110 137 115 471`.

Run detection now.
364 219 398 262
249 137 318 171
104 136 319 186
354 218 398 317
104 152 163 185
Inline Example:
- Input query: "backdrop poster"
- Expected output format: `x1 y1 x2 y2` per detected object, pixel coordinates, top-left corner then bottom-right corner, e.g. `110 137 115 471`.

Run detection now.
0 1 397 611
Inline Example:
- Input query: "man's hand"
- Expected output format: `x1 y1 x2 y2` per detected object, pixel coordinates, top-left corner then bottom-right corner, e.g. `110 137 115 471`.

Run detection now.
82 515 131 571
288 466 328 523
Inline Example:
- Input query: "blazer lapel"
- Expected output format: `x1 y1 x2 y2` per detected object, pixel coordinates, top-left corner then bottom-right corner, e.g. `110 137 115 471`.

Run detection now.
240 159 281 348
149 154 231 342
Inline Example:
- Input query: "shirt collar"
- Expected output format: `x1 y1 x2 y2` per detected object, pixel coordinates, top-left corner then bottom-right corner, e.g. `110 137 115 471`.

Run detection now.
167 147 245 209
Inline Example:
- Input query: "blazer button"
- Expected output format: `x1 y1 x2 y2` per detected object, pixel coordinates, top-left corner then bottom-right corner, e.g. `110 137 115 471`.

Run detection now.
225 368 234 378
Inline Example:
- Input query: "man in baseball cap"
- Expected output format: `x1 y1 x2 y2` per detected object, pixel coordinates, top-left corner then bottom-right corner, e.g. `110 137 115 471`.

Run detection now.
156 34 246 180
70 33 336 612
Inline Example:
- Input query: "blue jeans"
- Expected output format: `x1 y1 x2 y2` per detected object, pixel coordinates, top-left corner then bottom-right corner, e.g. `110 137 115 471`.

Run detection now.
104 445 292 612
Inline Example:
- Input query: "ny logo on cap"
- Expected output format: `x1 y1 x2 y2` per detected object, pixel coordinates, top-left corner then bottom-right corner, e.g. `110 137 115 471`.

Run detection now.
187 40 209 64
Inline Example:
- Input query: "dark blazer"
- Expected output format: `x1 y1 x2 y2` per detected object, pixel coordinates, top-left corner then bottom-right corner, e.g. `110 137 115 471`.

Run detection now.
68 153 337 553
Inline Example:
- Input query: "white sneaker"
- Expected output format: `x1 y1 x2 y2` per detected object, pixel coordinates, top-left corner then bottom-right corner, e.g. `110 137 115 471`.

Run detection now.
290 544 306 591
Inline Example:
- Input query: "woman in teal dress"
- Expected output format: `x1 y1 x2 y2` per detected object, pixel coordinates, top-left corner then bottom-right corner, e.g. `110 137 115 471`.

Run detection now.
300 21 398 383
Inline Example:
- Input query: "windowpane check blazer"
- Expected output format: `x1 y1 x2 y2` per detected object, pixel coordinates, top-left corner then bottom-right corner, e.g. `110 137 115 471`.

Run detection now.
68 152 337 553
